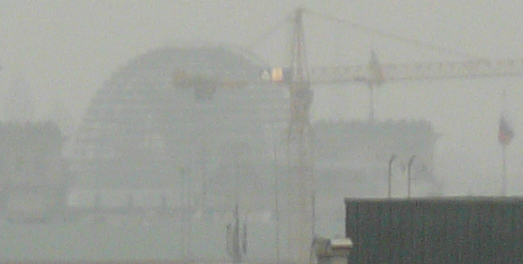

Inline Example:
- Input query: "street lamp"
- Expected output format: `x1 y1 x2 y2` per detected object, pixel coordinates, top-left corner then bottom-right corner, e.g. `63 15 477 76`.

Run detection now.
388 155 397 198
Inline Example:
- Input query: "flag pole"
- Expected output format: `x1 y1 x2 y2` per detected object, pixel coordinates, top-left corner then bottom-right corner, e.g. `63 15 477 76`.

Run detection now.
502 144 506 196
501 87 507 196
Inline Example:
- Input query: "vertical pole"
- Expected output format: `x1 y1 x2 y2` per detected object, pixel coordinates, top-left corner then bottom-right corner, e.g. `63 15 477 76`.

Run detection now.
274 143 280 264
235 154 239 206
501 87 507 197
369 82 375 122
201 148 207 210
233 203 242 264
502 145 506 196
407 166 411 199
233 151 242 263
388 155 397 198
180 167 186 259
312 193 316 239
187 167 192 259
408 155 416 198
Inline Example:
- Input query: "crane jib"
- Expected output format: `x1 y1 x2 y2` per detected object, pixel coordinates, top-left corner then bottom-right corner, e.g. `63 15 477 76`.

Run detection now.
262 59 523 85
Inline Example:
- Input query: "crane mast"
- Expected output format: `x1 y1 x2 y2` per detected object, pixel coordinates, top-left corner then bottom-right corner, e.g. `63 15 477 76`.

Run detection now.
286 8 315 264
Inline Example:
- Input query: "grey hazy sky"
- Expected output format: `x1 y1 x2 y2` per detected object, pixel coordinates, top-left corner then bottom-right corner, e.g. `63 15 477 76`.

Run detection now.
2 0 523 195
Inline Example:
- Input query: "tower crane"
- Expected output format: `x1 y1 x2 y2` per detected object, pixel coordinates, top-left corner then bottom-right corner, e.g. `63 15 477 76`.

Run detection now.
265 8 523 264
172 8 523 264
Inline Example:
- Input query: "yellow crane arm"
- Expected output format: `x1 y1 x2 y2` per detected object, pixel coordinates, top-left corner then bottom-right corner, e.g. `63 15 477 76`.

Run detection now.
267 58 523 85
315 59 523 84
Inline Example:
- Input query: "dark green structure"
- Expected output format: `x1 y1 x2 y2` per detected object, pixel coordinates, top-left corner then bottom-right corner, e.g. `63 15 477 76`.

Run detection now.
345 197 523 263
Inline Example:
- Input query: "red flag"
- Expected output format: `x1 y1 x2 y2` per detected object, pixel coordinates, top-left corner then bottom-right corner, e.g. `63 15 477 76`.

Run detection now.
499 115 514 146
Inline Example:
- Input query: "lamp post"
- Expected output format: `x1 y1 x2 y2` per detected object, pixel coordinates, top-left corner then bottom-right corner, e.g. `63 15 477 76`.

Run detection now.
407 155 416 198
388 155 397 198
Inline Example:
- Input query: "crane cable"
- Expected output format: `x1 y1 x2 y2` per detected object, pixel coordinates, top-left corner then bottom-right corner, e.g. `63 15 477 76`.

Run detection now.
234 16 293 68
244 16 292 52
303 8 482 60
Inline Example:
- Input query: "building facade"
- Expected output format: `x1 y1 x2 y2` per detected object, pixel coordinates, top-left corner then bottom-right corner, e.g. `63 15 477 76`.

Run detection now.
70 45 288 215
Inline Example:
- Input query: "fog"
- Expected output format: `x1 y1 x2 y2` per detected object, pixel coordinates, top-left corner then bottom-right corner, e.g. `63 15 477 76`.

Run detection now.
1 0 523 262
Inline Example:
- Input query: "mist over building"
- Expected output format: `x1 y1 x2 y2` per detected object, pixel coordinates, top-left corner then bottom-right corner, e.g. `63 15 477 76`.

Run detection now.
2 1 523 261
0 44 444 261
69 45 288 214
66 44 442 248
